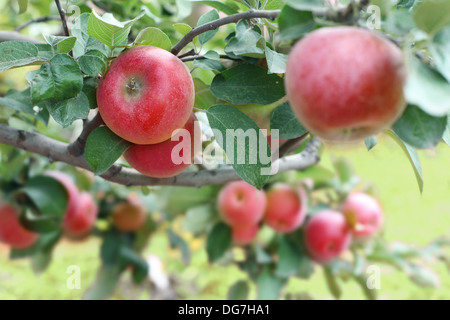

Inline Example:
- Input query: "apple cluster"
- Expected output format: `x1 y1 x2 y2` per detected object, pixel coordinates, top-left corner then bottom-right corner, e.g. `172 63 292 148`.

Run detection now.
218 181 383 263
96 46 200 178
0 171 98 250
45 171 98 239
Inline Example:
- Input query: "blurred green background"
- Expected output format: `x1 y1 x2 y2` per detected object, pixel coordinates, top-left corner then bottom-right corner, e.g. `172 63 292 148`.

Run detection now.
1 136 449 300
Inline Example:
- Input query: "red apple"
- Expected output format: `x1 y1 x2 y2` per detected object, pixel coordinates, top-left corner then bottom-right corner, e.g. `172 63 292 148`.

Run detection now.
232 224 259 245
63 192 98 237
124 113 201 178
285 26 406 141
112 194 147 232
342 192 383 237
97 46 195 145
264 183 307 233
0 203 38 249
218 180 266 228
44 171 79 223
304 210 352 263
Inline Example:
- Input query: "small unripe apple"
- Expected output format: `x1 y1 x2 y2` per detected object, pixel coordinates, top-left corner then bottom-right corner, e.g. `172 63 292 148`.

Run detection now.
63 192 98 237
232 224 259 245
0 203 38 249
342 192 383 237
44 171 79 222
124 113 201 178
264 183 307 233
218 180 266 228
285 26 406 141
97 46 195 145
304 210 352 263
112 195 147 232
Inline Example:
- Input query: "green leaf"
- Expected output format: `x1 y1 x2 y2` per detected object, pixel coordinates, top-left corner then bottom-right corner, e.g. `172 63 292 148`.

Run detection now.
26 54 83 104
286 0 326 11
87 10 144 48
278 6 315 40
270 102 307 139
255 245 272 264
100 231 122 266
46 92 90 128
20 209 61 233
134 27 172 51
405 55 450 117
332 157 353 184
173 23 192 35
430 26 450 83
192 1 239 15
193 78 216 109
119 246 149 283
176 0 193 20
72 13 110 58
0 41 44 72
43 34 77 54
265 0 284 10
275 235 304 278
265 47 287 74
204 50 220 60
84 266 122 300
443 115 450 146
194 58 225 71
324 266 342 299
407 264 440 287
85 126 132 175
210 63 285 105
78 50 108 76
393 104 447 149
225 20 265 58
413 0 450 35
384 130 424 194
256 266 286 300
207 104 271 189
0 88 49 124
167 229 191 265
206 222 232 262
365 136 378 151
182 204 216 236
22 175 68 217
227 280 249 300
18 0 28 13
82 77 99 109
197 9 220 45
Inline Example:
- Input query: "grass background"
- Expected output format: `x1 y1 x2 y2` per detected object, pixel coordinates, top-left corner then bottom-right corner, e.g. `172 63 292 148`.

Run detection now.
0 135 449 300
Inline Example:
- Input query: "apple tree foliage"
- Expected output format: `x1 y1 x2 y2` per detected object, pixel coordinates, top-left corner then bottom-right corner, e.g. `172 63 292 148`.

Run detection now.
0 0 449 299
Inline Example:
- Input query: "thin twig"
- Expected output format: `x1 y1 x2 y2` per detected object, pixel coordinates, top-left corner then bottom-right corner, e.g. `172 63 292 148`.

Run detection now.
171 9 280 56
15 16 61 32
67 112 104 156
55 0 71 39
180 55 239 62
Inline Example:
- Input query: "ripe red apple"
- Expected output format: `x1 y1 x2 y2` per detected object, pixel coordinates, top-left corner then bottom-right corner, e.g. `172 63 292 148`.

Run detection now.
232 224 259 246
264 183 307 233
304 210 352 263
97 45 195 145
342 192 383 237
63 192 98 237
285 26 406 141
44 171 79 223
112 194 147 232
124 113 201 178
218 180 266 228
0 203 38 249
